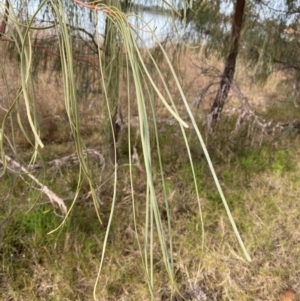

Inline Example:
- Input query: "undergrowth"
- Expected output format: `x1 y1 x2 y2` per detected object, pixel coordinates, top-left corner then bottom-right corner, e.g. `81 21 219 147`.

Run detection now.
1 110 300 300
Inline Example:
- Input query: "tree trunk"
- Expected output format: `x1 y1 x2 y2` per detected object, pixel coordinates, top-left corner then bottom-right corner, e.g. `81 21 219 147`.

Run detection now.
0 0 9 39
209 0 246 129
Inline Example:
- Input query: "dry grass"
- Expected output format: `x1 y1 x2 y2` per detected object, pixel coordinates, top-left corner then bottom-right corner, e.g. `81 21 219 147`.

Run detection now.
1 37 300 301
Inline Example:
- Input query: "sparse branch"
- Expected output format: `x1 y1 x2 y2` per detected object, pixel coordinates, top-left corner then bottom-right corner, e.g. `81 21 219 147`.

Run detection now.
32 43 100 65
35 19 102 53
68 25 102 53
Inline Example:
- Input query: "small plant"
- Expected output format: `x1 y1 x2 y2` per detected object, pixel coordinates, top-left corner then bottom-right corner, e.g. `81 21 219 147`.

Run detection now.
272 150 292 173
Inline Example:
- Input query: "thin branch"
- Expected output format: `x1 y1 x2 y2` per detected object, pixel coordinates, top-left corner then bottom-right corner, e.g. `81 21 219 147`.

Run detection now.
35 19 102 53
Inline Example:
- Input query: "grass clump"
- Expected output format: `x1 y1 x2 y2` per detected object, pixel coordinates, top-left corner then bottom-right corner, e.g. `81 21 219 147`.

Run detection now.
271 150 293 173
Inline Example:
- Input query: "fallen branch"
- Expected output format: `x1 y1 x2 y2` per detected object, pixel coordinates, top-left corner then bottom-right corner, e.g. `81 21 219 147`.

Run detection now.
223 82 300 137
1 155 67 215
32 149 105 170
